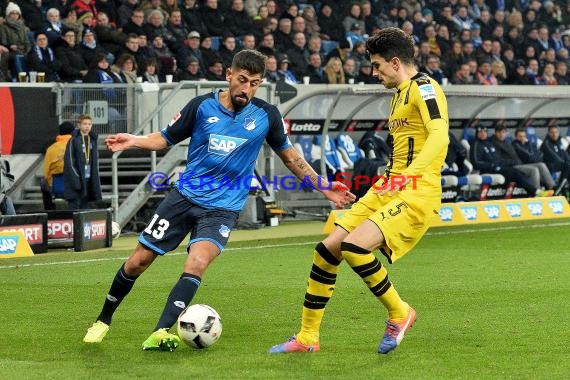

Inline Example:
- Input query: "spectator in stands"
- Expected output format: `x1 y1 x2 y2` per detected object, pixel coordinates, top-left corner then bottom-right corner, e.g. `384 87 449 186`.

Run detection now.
165 10 187 51
277 53 297 84
317 3 344 42
341 2 361 33
219 34 237 69
199 34 220 70
541 125 570 188
252 5 270 40
14 0 44 33
274 17 293 53
246 0 265 18
355 59 377 84
72 0 98 27
175 55 205 81
554 61 569 85
141 0 168 21
117 0 138 28
453 6 474 32
177 31 204 74
491 60 507 84
112 53 138 83
43 8 64 48
201 0 224 38
263 54 279 83
257 32 275 57
415 41 431 69
477 59 498 85
280 2 298 22
285 32 309 80
526 58 540 83
241 33 256 51
360 0 379 35
151 34 177 78
291 16 307 37
422 54 445 84
536 62 558 85
302 5 319 36
326 38 352 64
322 56 343 84
143 10 177 50
56 29 88 82
95 11 127 57
141 57 159 82
306 52 326 84
343 57 357 83
306 34 323 61
64 113 102 210
512 127 556 192
42 121 74 210
85 52 122 84
204 58 224 81
506 59 532 84
452 63 476 84
61 9 84 42
179 0 206 37
122 8 145 36
492 125 553 195
471 126 540 196
25 31 62 81
0 2 31 76
79 27 108 68
443 131 469 176
225 0 254 38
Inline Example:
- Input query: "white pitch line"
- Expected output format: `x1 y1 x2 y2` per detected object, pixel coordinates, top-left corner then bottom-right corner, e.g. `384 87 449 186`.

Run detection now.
0 221 568 270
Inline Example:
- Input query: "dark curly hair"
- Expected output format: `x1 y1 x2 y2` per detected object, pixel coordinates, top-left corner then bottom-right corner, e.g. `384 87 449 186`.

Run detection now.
365 27 415 65
231 49 267 76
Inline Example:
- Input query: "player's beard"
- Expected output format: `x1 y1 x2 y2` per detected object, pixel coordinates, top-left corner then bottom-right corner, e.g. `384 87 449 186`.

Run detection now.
231 93 249 109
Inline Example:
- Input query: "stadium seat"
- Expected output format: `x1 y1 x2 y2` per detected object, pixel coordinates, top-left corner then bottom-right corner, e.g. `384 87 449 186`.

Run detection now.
293 135 319 163
314 135 346 173
211 36 221 51
335 132 364 170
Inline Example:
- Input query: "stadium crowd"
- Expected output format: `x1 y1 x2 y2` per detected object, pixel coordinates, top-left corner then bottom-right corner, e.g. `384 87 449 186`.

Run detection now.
1 0 570 85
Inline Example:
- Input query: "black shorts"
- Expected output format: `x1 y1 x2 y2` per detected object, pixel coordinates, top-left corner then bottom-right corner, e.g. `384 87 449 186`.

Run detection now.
138 188 239 255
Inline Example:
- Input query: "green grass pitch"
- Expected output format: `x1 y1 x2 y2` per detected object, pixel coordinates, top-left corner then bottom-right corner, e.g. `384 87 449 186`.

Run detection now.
1 220 569 379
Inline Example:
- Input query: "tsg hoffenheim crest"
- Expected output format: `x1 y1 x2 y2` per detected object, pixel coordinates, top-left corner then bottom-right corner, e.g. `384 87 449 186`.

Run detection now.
244 117 256 131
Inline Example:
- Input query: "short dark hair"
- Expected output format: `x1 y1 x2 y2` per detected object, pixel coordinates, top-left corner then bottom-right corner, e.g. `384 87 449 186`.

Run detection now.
514 128 526 136
365 27 414 64
231 49 266 76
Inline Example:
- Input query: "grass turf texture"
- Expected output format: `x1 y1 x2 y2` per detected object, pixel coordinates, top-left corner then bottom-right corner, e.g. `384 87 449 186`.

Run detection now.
1 220 569 379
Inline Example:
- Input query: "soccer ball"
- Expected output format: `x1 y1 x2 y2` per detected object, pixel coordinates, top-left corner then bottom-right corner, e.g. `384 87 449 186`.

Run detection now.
177 304 222 349
111 221 121 239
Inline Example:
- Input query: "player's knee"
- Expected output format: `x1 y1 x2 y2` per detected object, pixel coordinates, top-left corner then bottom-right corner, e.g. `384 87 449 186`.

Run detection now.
315 242 342 264
339 241 371 258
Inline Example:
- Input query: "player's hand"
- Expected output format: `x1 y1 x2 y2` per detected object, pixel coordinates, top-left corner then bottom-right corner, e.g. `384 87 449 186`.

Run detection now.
322 181 356 209
374 176 411 197
105 133 135 152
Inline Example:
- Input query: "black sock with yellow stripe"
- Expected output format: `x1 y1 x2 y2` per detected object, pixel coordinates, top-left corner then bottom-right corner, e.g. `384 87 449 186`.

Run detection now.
340 242 408 320
297 243 341 345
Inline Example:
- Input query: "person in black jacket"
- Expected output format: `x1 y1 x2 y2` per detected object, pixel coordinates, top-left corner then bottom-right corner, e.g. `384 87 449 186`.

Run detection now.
63 114 102 210
55 28 88 82
25 31 62 81
541 125 570 190
443 131 469 176
512 128 556 191
470 126 539 196
491 125 552 194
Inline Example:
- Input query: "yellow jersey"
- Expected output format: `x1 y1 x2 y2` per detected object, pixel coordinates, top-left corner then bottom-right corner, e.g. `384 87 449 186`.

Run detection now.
385 73 449 187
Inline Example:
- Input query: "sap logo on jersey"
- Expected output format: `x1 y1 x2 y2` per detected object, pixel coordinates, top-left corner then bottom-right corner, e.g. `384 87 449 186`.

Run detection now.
208 134 247 155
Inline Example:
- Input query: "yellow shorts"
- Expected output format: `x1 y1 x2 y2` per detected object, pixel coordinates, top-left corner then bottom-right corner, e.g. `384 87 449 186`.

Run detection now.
336 184 441 264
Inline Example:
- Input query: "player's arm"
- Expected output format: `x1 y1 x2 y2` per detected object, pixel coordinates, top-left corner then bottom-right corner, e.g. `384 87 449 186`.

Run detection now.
107 97 202 152
105 132 168 152
402 82 449 176
276 147 355 208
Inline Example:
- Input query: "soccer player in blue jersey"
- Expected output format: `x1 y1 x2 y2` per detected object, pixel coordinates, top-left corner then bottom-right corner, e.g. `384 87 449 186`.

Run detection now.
83 49 356 350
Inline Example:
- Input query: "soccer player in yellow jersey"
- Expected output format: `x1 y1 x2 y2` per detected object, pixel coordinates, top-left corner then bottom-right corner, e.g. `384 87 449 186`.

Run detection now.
269 27 449 354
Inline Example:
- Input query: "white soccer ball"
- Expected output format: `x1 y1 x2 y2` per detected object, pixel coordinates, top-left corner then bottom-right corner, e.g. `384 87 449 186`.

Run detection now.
177 304 222 349
111 221 121 239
